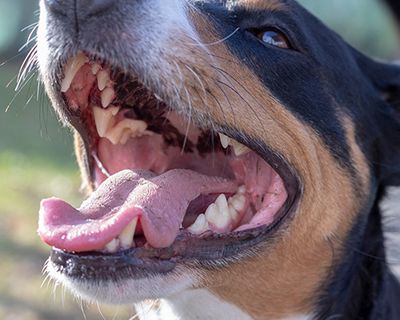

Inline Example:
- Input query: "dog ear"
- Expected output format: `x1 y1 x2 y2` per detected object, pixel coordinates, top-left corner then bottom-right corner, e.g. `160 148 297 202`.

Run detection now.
358 56 400 186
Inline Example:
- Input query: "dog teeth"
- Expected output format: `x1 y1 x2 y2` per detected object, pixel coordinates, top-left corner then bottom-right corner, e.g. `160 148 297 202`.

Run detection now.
218 133 231 149
93 106 118 137
97 70 111 91
187 214 209 235
231 140 250 156
104 118 149 145
61 52 89 92
119 217 138 249
105 238 120 253
218 133 251 156
91 63 102 75
101 87 116 108
188 187 247 235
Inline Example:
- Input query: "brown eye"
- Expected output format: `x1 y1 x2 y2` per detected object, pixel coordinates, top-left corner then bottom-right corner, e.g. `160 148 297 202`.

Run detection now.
256 29 290 49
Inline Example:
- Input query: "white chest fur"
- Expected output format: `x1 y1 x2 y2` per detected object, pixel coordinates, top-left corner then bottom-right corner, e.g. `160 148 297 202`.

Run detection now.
135 289 312 320
135 289 253 320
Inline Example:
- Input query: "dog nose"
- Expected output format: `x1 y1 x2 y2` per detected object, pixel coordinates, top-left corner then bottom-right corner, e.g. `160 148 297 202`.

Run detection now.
45 0 115 20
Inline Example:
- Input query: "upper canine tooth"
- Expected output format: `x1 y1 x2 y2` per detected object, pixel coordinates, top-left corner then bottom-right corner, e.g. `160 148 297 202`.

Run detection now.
218 133 231 149
101 87 116 108
119 217 138 249
231 140 250 156
93 106 116 137
61 52 89 92
97 70 111 91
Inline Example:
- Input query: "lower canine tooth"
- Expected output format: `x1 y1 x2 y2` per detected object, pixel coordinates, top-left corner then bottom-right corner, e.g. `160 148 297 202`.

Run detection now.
119 218 138 249
105 238 120 253
187 214 209 235
101 87 116 108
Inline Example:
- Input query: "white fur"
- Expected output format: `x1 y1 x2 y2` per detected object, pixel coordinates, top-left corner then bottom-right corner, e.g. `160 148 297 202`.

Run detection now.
135 289 253 320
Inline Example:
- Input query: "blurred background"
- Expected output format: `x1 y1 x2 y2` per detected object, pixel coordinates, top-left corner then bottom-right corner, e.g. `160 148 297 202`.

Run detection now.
0 0 399 319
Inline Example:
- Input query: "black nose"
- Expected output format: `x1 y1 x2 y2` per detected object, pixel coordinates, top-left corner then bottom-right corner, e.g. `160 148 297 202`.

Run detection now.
45 0 115 20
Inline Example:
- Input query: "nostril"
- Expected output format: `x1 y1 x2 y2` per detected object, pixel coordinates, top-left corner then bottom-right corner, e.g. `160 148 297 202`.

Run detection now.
77 0 115 17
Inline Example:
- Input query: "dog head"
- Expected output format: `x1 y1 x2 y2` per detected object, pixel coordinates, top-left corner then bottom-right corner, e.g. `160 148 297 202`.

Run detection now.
37 0 400 318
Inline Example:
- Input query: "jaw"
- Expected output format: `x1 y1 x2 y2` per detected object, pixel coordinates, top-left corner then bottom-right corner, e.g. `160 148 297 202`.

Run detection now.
36 1 371 317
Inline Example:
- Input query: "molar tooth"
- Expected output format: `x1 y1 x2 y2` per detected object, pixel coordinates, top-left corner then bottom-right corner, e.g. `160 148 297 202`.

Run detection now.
97 70 111 91
105 238 120 253
119 218 138 249
231 140 250 156
218 133 231 149
205 202 231 230
231 194 246 212
215 194 228 213
187 214 209 235
61 52 89 92
237 185 246 194
93 106 116 137
101 87 116 108
228 205 239 221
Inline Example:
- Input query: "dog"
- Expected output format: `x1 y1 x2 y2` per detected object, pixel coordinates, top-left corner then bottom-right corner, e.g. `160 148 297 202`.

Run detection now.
36 0 400 319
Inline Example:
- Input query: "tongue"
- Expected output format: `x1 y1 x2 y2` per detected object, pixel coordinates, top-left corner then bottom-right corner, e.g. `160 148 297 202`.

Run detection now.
38 169 236 252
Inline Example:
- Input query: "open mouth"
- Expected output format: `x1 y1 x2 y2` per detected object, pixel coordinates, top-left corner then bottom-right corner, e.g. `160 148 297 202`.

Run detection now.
39 52 299 277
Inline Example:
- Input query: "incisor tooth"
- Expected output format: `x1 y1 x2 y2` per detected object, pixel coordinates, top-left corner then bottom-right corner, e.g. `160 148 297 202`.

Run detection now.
91 63 102 75
187 214 209 235
93 106 116 137
232 141 250 156
218 133 230 149
61 52 89 92
105 238 120 253
119 217 138 249
101 87 116 108
97 70 111 91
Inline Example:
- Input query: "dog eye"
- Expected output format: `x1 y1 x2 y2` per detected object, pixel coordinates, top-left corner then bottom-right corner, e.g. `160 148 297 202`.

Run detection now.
252 29 291 49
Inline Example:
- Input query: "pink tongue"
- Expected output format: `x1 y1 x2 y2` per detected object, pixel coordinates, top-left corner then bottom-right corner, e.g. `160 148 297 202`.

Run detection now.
38 169 236 252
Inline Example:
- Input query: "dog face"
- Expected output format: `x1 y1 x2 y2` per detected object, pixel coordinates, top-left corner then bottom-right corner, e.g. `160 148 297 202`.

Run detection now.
37 0 400 318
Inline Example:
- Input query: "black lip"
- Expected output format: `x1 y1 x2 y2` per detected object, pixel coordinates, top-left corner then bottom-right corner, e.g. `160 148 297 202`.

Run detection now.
48 52 302 281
